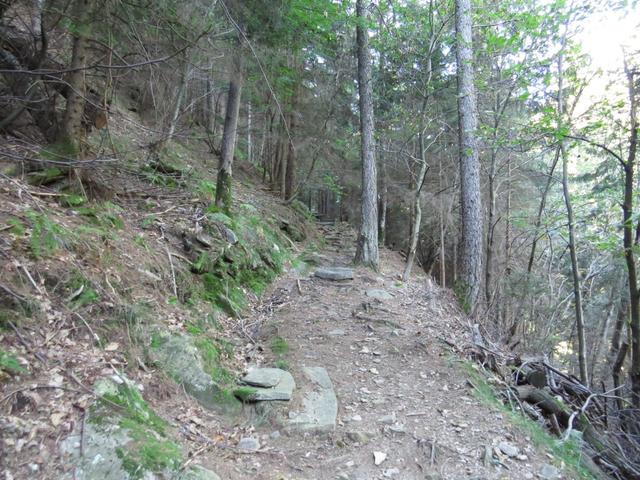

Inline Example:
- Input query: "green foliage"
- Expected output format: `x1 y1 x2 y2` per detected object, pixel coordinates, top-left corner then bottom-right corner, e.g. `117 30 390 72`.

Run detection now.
77 202 125 230
66 272 100 309
8 218 25 236
232 386 258 402
25 210 71 258
270 336 289 355
195 180 216 202
0 349 26 376
60 194 86 208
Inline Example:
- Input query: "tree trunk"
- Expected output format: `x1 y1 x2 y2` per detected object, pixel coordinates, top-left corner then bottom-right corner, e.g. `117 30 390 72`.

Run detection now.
156 58 189 152
247 101 252 164
623 63 640 406
215 46 243 212
354 0 379 270
403 133 429 281
58 0 94 155
557 42 588 384
455 0 483 311
379 149 388 246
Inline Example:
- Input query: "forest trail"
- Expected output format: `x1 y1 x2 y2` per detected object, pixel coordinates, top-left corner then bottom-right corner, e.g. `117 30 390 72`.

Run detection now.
202 223 560 480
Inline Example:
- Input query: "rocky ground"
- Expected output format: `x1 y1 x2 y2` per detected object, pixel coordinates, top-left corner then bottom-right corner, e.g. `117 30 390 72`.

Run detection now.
190 223 567 480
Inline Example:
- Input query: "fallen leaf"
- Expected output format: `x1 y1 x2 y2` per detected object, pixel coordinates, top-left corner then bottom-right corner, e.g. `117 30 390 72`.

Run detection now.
104 342 119 351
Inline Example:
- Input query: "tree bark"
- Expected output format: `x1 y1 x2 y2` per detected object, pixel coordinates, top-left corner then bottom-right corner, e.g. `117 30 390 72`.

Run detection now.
623 63 639 406
215 46 243 212
455 0 483 311
557 42 588 385
354 0 379 269
58 0 94 155
403 132 429 281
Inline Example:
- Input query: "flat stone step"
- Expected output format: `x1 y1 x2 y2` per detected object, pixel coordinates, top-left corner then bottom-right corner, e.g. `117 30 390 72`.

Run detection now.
314 267 354 281
237 368 296 401
286 366 337 434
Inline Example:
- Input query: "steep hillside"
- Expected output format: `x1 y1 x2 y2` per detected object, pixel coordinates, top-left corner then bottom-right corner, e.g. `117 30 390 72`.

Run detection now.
0 106 315 478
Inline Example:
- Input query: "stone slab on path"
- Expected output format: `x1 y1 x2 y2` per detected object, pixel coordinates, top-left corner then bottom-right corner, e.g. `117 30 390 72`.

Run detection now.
239 368 296 401
314 267 354 281
365 289 394 301
286 366 337 434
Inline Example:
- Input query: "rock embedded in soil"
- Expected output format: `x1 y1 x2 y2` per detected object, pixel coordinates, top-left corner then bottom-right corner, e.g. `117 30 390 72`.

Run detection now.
314 267 354 281
238 437 261 452
286 366 337 433
538 464 561 479
373 451 387 465
365 289 394 301
498 441 520 458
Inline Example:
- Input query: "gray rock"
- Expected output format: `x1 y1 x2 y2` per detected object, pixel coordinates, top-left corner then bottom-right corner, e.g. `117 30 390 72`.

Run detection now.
328 329 346 336
383 468 400 478
241 367 286 388
345 431 374 444
61 377 185 480
365 289 394 301
238 437 260 452
314 267 354 281
378 413 396 424
538 464 561 479
178 466 222 480
249 371 296 401
498 441 519 458
148 331 239 413
286 367 337 433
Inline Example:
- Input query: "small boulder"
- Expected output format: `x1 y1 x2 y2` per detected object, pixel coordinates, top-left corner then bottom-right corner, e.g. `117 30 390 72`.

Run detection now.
314 267 354 281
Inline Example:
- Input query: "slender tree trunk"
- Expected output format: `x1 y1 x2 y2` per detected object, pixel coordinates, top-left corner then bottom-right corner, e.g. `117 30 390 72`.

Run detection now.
455 0 483 311
206 63 216 136
354 0 379 269
558 45 588 384
58 0 94 155
403 133 428 281
215 46 243 212
284 113 295 200
379 149 388 246
247 101 252 164
158 59 189 151
485 148 497 305
623 64 640 406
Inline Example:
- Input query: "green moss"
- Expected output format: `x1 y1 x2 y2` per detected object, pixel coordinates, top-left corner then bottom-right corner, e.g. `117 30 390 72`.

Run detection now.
94 382 182 479
98 381 168 435
274 359 290 371
271 337 289 356
66 271 100 309
233 386 258 402
116 419 181 479
0 349 27 376
194 337 233 385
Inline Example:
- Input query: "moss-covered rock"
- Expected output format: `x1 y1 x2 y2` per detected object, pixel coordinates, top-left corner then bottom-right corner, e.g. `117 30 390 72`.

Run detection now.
62 376 220 480
146 330 240 414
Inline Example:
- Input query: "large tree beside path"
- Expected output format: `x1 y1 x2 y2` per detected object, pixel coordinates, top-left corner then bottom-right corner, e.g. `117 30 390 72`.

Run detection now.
354 0 379 270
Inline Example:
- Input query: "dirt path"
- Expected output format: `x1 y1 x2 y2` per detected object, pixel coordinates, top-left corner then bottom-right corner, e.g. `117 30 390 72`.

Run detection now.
197 224 560 480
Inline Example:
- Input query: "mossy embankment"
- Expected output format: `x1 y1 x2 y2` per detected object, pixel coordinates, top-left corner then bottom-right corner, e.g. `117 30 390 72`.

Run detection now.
0 116 314 478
